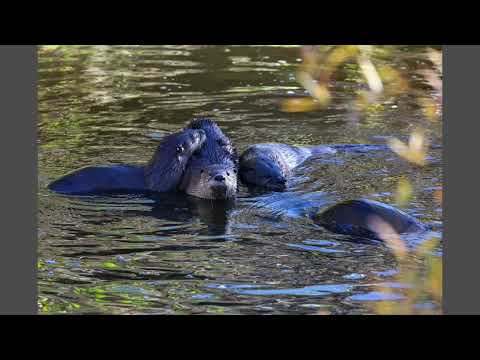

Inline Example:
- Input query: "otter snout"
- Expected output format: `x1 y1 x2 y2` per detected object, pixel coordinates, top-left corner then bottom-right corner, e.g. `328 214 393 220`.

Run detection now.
213 174 225 182
181 163 238 200
206 166 237 199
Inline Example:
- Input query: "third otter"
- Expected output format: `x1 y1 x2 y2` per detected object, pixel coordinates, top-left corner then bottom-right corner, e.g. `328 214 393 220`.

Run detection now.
239 143 336 190
239 143 391 191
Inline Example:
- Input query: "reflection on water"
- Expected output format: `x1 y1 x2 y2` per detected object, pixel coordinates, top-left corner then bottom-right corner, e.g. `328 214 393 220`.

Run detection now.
38 45 442 314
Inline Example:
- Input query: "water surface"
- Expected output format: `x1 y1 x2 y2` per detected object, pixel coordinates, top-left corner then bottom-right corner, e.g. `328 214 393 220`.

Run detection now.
38 45 442 314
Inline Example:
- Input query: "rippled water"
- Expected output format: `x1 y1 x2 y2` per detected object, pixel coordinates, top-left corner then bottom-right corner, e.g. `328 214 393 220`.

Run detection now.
38 45 442 315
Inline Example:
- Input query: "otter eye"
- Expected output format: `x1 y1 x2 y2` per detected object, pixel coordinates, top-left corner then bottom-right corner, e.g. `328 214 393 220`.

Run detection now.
176 144 184 153
226 172 230 176
233 169 237 174
200 169 204 174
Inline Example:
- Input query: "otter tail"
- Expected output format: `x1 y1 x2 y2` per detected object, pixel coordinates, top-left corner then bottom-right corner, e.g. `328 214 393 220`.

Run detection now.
329 144 391 154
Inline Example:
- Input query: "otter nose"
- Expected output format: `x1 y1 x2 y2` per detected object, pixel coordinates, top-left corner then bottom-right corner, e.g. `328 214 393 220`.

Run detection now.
214 174 225 182
276 177 286 185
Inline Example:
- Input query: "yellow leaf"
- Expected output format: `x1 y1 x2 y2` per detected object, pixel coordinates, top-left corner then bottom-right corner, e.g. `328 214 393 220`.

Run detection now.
418 97 440 121
395 177 413 207
378 65 409 95
358 56 383 94
388 134 427 167
281 98 321 113
311 84 331 106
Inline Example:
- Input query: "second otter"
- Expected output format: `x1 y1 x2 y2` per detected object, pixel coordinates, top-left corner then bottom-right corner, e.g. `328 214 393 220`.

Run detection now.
180 118 239 200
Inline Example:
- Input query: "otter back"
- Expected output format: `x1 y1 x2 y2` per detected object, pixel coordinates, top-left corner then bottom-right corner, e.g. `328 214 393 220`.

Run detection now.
48 164 146 195
314 199 426 240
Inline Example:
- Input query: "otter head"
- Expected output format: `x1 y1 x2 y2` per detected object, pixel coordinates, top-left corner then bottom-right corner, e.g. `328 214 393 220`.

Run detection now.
145 128 206 193
181 163 238 200
180 118 239 200
167 128 206 160
239 157 287 191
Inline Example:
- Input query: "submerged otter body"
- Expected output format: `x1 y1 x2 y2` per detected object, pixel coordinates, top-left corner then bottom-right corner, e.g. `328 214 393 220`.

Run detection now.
48 128 206 196
180 119 239 200
314 199 426 240
239 143 336 190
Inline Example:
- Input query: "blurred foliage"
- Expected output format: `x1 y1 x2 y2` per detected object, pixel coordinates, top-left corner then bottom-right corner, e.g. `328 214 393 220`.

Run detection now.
288 45 443 315
282 45 442 118
370 236 442 315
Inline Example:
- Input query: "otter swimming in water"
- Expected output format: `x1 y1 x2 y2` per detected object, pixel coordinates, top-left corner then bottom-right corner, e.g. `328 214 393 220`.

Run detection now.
48 127 206 195
239 143 336 190
314 199 426 240
179 118 239 200
48 118 239 200
239 143 394 191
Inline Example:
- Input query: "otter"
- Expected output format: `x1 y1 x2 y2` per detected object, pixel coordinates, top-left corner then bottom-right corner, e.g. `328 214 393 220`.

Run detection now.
238 143 394 191
179 118 239 200
239 143 336 190
313 199 426 240
48 127 206 195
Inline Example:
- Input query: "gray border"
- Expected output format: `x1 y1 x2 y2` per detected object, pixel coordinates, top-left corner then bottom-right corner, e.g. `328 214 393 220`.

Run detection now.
0 46 37 314
443 46 480 314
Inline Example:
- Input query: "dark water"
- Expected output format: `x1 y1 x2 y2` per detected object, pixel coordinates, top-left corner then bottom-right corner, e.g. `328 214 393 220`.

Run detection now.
38 45 442 315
